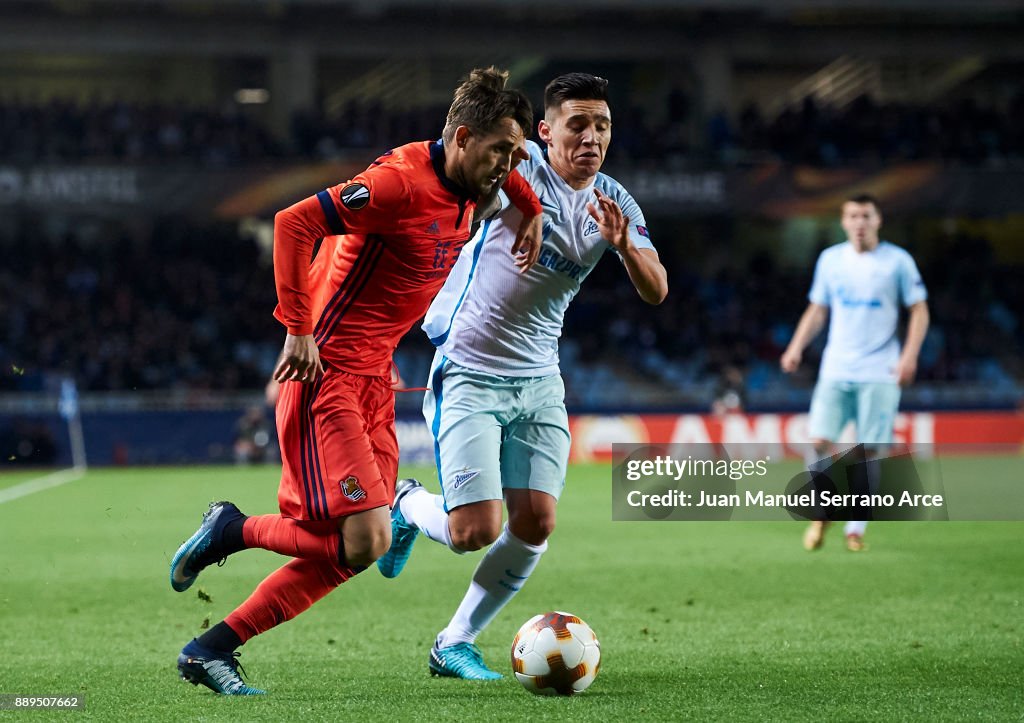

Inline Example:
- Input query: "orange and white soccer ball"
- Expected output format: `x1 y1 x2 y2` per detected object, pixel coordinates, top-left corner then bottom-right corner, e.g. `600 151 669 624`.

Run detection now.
510 611 601 695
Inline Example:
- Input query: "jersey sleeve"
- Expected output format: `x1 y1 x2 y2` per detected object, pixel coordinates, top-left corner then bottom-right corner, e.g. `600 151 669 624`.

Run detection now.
620 191 654 252
272 164 412 336
320 164 413 236
808 252 830 306
899 251 928 307
502 168 542 217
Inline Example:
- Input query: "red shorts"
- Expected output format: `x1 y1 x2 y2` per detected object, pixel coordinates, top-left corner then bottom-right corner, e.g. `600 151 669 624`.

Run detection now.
276 369 398 521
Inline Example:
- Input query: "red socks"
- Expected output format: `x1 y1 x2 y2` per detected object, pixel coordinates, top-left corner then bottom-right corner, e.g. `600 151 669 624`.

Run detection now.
225 558 360 643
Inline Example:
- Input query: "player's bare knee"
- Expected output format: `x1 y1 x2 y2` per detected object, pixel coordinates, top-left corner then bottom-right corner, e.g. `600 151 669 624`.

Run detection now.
344 540 386 567
509 512 555 546
448 503 502 551
343 526 391 567
448 528 481 552
449 520 501 551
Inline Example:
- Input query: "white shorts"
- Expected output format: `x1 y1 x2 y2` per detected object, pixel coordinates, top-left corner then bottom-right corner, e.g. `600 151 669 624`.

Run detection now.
422 351 570 511
807 379 901 445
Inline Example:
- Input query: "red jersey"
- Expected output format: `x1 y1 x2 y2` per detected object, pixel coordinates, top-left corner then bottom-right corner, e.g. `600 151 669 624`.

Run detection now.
273 140 540 376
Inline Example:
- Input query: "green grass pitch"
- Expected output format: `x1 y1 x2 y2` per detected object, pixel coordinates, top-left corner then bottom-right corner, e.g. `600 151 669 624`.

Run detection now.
0 462 1021 721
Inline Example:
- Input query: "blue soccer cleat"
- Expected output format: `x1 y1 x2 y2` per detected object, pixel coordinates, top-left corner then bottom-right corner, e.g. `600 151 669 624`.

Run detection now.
429 639 503 680
170 501 244 592
376 479 423 579
177 639 265 695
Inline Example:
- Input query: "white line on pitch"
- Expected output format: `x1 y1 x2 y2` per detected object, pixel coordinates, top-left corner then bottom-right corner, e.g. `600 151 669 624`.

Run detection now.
0 466 86 505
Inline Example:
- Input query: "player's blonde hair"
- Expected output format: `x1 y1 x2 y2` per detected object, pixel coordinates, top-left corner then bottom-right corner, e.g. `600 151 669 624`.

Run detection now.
442 66 533 145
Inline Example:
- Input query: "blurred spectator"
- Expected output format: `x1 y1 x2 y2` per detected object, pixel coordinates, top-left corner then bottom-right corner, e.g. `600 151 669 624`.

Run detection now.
233 404 274 464
711 365 747 415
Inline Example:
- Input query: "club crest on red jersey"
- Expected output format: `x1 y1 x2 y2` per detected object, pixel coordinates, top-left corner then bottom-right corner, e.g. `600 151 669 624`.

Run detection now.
340 475 366 501
341 183 370 210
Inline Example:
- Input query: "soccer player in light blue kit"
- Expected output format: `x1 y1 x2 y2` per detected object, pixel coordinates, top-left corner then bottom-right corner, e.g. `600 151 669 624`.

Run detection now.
781 194 929 552
377 73 668 679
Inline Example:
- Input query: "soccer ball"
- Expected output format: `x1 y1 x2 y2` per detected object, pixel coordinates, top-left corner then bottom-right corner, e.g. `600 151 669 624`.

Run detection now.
510 611 601 695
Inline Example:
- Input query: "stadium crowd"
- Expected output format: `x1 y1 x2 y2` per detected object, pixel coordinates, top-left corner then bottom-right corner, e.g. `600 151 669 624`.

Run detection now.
720 93 1024 166
0 220 280 394
0 98 281 165
2 91 1023 167
1 219 1019 410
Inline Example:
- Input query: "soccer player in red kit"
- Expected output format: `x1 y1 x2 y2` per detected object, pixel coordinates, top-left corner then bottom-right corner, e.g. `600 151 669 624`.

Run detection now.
167 67 542 696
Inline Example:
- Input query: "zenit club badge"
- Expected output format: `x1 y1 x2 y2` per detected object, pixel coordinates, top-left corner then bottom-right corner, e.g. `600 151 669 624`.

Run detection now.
340 183 370 210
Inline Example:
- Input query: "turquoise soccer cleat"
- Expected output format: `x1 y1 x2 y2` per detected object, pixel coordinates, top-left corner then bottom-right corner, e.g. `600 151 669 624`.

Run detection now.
170 501 244 592
429 639 503 680
376 479 423 579
177 639 265 695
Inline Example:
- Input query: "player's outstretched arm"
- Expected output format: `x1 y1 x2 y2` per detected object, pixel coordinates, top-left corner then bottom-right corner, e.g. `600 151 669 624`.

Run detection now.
896 300 929 385
587 188 667 305
780 304 829 373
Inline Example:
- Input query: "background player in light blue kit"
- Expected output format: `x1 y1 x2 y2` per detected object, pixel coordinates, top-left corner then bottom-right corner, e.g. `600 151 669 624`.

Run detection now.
377 73 668 679
781 194 929 552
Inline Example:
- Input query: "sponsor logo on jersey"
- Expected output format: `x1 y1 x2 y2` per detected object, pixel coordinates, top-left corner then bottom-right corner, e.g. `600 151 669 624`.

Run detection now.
340 183 370 209
836 285 882 308
432 239 454 269
537 245 586 281
452 468 480 490
340 475 366 501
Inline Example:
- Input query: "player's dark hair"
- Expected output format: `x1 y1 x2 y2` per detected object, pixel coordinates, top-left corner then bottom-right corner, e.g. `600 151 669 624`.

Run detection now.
847 193 881 211
443 67 533 145
544 73 610 113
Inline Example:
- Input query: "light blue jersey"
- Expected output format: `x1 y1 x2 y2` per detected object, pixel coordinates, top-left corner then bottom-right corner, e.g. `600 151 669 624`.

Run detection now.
422 140 654 376
809 241 927 383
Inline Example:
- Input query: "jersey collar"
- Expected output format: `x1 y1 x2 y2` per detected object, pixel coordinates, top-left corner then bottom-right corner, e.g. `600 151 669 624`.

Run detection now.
430 138 477 201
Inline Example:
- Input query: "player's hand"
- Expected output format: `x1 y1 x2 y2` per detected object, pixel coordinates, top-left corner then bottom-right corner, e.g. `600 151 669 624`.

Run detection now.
780 347 802 373
587 188 631 252
512 213 542 272
896 354 918 386
273 333 324 383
